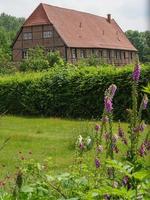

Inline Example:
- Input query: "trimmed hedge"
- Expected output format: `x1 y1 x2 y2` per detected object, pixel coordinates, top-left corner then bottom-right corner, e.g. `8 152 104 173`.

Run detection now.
0 65 150 121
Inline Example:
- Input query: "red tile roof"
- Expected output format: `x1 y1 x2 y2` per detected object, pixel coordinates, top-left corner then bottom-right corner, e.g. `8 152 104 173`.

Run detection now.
23 3 137 51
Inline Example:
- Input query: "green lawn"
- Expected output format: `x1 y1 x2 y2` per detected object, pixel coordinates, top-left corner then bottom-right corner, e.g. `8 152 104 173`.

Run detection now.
0 116 148 178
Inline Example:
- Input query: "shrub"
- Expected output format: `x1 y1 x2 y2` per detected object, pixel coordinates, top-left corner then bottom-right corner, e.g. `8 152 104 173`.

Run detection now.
19 48 65 72
76 54 109 67
19 47 50 72
46 51 64 67
0 48 17 75
0 65 149 121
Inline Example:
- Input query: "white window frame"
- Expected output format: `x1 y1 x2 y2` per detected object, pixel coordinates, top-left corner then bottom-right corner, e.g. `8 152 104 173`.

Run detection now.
23 32 32 40
72 48 77 59
43 31 53 38
22 49 28 59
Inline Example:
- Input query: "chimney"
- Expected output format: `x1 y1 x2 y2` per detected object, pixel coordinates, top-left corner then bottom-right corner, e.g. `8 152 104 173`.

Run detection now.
107 14 111 23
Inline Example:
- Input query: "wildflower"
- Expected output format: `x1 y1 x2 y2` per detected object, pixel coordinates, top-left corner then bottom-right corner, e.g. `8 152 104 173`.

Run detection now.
112 134 118 143
104 96 113 113
139 121 146 132
97 145 103 153
144 140 150 151
113 145 119 153
95 158 101 168
118 126 124 138
139 143 146 157
104 132 109 141
104 194 111 200
86 136 92 146
79 143 84 150
102 115 109 123
113 181 118 188
95 124 101 132
122 176 129 186
132 63 141 82
108 84 117 99
122 137 128 145
78 135 83 143
141 94 148 110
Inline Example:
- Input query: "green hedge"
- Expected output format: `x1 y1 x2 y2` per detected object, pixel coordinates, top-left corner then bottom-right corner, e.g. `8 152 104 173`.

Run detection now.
0 65 149 121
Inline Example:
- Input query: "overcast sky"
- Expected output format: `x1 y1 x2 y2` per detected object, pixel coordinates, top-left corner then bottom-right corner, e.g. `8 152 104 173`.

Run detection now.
0 0 149 31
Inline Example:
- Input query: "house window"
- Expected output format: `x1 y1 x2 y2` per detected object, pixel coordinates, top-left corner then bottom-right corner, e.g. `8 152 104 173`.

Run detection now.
43 31 53 38
99 50 103 57
107 50 111 59
130 52 133 59
23 32 32 40
22 49 28 59
72 48 77 59
115 51 120 59
124 52 126 59
80 49 86 58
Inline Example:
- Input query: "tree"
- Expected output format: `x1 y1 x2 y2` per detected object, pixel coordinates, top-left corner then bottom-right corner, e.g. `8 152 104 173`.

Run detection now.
126 30 150 63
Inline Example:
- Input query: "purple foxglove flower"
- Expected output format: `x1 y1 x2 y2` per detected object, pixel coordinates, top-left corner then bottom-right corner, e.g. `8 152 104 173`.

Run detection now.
144 140 150 151
104 132 109 141
122 137 128 145
113 145 119 153
104 194 111 200
104 96 113 113
108 84 117 99
95 124 101 132
122 176 129 186
102 115 109 123
139 143 146 157
97 145 103 153
133 126 140 133
139 121 146 132
142 94 148 110
95 158 101 168
132 64 141 82
118 127 124 138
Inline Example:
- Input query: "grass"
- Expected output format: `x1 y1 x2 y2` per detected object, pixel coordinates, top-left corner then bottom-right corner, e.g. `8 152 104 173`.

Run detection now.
0 116 149 178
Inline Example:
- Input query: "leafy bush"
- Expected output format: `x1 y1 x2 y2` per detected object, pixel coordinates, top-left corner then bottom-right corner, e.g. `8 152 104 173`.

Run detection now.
0 65 149 121
76 55 109 67
19 47 49 72
46 51 64 68
0 48 17 75
19 47 65 72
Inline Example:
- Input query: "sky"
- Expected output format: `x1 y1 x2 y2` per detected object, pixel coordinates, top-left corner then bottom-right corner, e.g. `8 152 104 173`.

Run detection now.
0 0 149 31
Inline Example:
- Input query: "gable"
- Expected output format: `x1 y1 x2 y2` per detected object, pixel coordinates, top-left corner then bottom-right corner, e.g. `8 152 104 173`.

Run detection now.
23 3 50 26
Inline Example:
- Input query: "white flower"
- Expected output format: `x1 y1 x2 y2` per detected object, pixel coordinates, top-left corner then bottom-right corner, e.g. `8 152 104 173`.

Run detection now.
78 135 83 143
86 136 92 146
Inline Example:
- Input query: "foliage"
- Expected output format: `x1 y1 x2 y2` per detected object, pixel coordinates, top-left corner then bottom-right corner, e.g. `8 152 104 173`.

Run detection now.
126 30 150 62
20 47 49 72
76 55 109 67
20 47 65 72
0 64 149 121
143 83 150 95
0 64 149 199
46 51 65 68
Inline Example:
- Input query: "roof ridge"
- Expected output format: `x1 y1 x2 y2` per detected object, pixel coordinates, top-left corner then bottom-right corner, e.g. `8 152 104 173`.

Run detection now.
41 3 107 20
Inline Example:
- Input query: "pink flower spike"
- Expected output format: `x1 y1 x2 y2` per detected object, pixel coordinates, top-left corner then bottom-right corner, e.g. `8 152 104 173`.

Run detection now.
95 124 101 132
132 64 141 82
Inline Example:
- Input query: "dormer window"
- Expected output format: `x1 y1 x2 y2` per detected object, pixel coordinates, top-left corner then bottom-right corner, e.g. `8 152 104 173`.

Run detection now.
23 32 32 40
43 31 53 38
